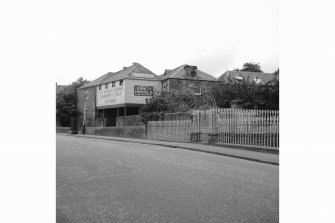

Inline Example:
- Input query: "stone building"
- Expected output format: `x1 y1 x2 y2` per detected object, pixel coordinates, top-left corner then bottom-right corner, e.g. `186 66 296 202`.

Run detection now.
159 64 217 95
218 70 278 85
77 63 161 127
77 63 217 127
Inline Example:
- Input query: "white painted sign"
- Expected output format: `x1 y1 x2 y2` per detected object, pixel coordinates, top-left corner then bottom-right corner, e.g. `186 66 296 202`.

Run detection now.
96 86 125 107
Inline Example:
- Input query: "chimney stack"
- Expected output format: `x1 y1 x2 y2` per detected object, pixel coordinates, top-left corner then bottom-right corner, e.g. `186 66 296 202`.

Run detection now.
184 65 197 77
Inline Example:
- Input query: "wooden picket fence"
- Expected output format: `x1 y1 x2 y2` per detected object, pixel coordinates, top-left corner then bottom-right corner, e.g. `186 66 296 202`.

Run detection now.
216 108 279 148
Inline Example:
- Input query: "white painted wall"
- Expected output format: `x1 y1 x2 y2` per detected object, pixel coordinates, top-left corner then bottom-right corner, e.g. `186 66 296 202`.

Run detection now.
124 79 161 104
96 81 125 107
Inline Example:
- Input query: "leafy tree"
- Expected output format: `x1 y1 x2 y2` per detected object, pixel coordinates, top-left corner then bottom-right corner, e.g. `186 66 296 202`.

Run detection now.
56 93 77 126
56 77 90 127
139 91 197 123
209 79 279 110
240 62 263 72
273 68 279 76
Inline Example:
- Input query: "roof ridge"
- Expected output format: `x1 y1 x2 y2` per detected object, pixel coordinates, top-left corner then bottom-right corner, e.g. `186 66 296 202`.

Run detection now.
170 64 185 78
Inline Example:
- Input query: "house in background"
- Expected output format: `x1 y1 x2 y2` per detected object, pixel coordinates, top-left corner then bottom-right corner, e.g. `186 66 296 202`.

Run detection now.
218 70 278 85
77 72 115 123
77 62 161 127
159 64 217 95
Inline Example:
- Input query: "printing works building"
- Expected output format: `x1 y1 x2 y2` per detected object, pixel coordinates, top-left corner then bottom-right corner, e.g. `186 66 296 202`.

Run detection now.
77 63 161 127
77 62 217 127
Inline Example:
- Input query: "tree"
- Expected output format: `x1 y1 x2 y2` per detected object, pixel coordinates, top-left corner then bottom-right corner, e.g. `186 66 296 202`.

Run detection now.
241 62 263 72
56 77 90 127
273 68 279 76
209 79 279 110
139 91 197 123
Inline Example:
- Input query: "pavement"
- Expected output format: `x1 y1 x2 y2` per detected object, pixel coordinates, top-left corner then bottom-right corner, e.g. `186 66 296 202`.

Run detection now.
57 134 279 223
70 134 279 165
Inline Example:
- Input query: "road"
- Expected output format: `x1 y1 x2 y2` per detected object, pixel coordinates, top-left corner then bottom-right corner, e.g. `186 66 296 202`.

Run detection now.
57 134 279 223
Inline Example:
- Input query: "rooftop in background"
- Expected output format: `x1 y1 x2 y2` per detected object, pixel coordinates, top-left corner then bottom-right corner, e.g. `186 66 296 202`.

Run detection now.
100 62 159 85
218 70 278 84
78 72 115 89
78 62 159 89
159 64 217 81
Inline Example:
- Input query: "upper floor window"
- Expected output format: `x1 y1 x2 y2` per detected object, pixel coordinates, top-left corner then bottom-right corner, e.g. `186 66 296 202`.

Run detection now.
112 81 116 87
105 83 108 89
194 82 201 95
119 80 123 86
98 85 102 90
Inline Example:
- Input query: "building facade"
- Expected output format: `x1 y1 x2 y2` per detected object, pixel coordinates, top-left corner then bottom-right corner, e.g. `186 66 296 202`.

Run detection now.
77 63 161 127
77 63 217 127
160 64 217 95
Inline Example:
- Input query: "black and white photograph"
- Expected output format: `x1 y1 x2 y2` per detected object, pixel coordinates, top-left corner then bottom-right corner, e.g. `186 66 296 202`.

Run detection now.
2 0 335 223
55 1 279 222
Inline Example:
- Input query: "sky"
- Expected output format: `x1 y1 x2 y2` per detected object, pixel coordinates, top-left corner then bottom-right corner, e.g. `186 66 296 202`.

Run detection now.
1 0 278 85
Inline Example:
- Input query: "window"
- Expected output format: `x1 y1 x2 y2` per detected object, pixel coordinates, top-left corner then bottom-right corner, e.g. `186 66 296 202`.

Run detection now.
112 81 116 87
194 82 201 95
119 80 123 86
105 83 108 89
98 85 102 90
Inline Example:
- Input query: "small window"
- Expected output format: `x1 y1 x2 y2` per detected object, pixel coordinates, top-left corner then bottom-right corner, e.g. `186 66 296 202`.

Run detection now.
119 80 123 86
105 83 108 89
98 85 102 90
112 81 116 87
194 82 201 95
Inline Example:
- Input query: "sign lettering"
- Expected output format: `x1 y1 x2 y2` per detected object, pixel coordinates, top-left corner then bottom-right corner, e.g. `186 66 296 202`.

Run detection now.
134 85 153 96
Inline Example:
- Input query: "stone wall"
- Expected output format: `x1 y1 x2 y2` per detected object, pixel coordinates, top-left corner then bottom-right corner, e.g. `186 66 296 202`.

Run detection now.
167 79 214 94
147 120 192 142
84 126 146 139
56 127 70 133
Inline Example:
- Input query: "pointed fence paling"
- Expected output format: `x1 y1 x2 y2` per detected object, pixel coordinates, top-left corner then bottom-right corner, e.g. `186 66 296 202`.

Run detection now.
216 108 279 148
146 108 279 148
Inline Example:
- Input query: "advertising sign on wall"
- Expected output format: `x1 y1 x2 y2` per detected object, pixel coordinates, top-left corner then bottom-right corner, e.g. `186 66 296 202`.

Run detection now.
134 85 154 96
96 86 125 107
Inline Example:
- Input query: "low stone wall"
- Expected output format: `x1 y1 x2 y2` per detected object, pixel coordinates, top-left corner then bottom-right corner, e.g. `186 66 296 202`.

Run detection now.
56 127 70 133
147 120 192 142
84 126 146 139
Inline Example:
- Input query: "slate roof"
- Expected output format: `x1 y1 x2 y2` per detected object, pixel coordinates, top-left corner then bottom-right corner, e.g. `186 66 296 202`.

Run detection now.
218 71 278 84
100 62 159 85
159 64 217 81
78 62 159 89
78 72 115 89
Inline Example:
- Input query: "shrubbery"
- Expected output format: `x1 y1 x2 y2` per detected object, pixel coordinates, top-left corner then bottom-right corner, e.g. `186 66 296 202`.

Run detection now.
139 79 279 123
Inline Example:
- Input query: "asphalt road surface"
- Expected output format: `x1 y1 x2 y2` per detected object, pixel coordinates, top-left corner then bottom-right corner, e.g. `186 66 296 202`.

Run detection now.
57 134 279 223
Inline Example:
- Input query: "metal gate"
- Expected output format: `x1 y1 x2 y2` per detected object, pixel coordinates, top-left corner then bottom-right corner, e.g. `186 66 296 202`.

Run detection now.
191 91 218 143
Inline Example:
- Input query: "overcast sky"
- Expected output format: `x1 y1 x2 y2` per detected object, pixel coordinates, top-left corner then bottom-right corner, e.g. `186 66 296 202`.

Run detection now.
7 0 278 85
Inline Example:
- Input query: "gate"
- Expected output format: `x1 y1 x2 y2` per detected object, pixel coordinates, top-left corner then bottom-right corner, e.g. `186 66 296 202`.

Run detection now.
191 91 218 143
